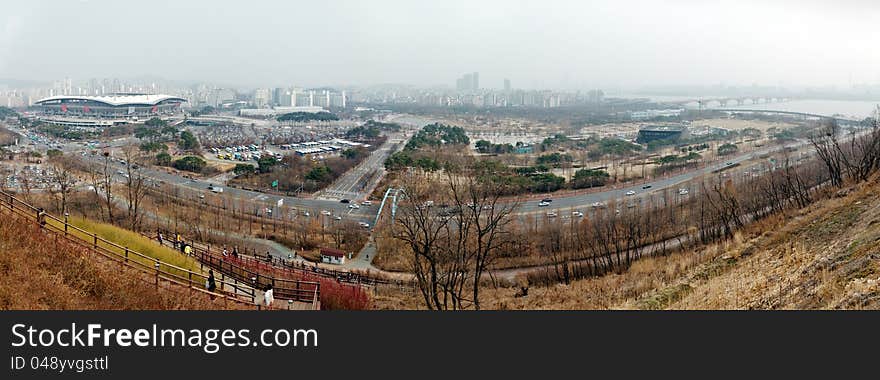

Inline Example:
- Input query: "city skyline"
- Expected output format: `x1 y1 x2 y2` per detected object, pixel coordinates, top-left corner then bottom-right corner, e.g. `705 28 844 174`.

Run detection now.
3 0 880 89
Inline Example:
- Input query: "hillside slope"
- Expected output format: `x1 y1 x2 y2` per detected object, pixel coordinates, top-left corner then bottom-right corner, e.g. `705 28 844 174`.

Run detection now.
442 180 880 310
0 215 245 310
662 182 880 309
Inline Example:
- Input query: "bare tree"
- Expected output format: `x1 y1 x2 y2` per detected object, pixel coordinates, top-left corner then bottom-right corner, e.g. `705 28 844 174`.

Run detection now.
122 145 148 230
448 173 518 309
809 121 845 187
47 153 75 215
395 179 453 310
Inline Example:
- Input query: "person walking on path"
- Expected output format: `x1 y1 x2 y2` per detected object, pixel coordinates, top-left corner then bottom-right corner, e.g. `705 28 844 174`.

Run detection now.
206 270 217 299
263 284 274 307
37 208 46 227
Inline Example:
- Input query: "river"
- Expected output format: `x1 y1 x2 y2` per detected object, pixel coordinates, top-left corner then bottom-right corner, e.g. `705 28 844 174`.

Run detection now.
619 94 879 119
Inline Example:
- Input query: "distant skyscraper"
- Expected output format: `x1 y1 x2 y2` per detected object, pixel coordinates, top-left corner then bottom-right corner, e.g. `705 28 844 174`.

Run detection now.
504 78 511 91
456 72 480 92
254 88 270 108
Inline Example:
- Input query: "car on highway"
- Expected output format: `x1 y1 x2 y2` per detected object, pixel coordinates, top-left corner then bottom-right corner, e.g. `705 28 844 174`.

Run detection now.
333 216 342 221
642 185 652 189
361 200 372 206
591 202 605 208
340 199 350 204
626 190 636 196
678 188 689 195
349 203 360 209
208 185 223 193
538 201 551 207
358 222 370 228
541 198 553 203
726 162 734 166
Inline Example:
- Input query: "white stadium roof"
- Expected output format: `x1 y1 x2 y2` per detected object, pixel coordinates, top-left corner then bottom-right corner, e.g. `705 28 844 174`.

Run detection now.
35 94 187 106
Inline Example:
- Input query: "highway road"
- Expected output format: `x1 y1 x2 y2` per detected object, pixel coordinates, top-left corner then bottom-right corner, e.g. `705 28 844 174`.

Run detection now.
317 133 405 201
515 141 804 215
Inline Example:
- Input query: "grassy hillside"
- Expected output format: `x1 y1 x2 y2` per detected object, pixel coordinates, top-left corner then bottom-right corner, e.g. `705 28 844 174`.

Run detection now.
45 216 203 276
663 182 880 309
0 215 245 310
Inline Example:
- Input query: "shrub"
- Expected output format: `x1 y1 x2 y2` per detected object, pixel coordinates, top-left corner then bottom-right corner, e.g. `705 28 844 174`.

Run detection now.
172 156 206 172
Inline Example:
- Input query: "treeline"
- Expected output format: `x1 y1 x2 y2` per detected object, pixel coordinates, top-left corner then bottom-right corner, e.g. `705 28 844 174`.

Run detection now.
230 146 372 193
277 112 339 123
0 106 19 118
475 140 517 154
653 152 701 175
539 134 643 160
404 123 469 150
345 120 400 140
506 154 827 288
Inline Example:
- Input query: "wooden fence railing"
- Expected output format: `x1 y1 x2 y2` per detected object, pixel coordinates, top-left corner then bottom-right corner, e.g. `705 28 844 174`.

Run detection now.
0 189 318 310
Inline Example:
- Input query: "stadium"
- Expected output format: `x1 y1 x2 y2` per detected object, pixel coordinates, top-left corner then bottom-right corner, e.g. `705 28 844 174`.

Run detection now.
34 93 187 118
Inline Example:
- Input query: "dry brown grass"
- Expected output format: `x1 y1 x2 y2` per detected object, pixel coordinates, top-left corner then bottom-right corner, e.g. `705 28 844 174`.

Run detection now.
0 214 247 310
669 181 880 310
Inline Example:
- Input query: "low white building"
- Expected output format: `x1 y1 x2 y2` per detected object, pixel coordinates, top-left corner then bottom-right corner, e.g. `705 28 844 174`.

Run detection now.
320 248 346 265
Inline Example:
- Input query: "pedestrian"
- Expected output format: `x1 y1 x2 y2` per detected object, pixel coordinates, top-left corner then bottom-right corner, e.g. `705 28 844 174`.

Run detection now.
37 208 46 227
184 244 192 256
222 246 228 257
206 270 217 292
266 251 271 262
263 284 274 307
232 246 239 258
157 231 163 246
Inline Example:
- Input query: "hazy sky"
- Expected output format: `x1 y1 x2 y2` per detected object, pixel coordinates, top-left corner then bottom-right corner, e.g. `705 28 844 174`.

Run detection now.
2 0 879 89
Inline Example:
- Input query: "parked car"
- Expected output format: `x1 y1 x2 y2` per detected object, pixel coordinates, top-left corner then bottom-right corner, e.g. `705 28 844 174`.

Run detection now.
572 211 584 217
358 222 370 228
546 211 558 218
